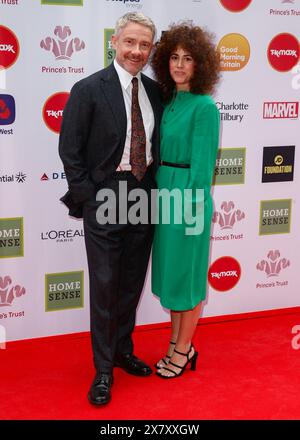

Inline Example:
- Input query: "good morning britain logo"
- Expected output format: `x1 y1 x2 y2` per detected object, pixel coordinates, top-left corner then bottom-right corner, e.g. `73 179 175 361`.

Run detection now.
217 33 250 71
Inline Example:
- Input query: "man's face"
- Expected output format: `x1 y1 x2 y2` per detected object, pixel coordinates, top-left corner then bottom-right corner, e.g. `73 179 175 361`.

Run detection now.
111 22 154 76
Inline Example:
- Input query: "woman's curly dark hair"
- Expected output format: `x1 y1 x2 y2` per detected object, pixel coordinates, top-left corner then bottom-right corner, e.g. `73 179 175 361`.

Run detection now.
151 22 220 102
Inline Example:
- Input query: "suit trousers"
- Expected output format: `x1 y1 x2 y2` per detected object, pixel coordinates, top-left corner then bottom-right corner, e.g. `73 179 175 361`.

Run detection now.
83 168 155 373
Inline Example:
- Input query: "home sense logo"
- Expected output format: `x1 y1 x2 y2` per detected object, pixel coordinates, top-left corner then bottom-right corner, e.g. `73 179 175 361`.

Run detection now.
219 0 252 12
262 145 295 183
45 271 84 311
0 25 20 70
268 33 299 72
263 102 298 119
41 0 83 5
208 256 241 291
259 199 292 235
213 148 246 185
104 29 115 67
0 218 24 258
42 92 69 133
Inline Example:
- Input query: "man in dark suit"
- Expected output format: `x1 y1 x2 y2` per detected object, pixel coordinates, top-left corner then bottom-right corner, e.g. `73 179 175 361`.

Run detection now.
59 12 162 405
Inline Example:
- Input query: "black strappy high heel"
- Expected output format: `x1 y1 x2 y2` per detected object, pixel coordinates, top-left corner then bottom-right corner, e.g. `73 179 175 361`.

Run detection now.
155 341 176 369
156 345 198 379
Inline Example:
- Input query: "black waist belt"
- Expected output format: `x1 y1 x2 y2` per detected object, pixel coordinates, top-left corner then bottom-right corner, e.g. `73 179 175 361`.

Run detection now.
160 161 190 169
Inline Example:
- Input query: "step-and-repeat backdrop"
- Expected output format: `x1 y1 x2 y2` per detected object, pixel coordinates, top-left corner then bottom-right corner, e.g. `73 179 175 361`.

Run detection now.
1 0 299 342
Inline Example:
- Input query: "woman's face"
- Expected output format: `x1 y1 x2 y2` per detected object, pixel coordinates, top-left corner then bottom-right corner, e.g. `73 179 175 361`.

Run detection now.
169 46 195 91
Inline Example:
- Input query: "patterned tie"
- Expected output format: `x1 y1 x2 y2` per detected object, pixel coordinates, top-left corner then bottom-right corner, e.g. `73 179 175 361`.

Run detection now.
130 77 147 181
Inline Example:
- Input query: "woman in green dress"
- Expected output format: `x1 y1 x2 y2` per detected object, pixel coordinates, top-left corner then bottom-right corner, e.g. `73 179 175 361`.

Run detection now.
151 23 220 378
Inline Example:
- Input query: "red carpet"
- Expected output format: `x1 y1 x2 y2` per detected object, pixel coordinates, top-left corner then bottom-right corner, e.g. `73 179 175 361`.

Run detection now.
1 310 300 420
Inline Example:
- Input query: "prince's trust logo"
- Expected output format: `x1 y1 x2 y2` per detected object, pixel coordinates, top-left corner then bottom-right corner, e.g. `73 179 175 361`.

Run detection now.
40 26 85 75
41 26 85 61
0 276 26 307
211 201 245 242
256 250 290 290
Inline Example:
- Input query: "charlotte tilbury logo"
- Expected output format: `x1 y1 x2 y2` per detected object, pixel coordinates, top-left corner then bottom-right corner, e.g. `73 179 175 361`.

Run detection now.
256 250 290 277
40 26 85 60
0 276 26 307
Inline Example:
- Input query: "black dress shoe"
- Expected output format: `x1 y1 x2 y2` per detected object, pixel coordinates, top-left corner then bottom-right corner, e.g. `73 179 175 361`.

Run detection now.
88 372 113 406
114 353 153 376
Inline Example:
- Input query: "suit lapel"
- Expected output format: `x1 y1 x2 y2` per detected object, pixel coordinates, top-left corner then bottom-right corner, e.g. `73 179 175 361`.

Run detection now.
100 64 127 144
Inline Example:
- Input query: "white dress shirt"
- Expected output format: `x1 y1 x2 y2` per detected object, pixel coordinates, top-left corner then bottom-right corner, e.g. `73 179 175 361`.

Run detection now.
114 60 154 170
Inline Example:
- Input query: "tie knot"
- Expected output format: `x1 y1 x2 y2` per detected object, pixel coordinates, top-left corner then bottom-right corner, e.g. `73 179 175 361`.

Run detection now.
132 77 138 88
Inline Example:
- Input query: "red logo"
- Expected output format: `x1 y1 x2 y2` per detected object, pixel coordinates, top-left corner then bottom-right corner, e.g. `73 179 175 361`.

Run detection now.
268 33 300 72
263 102 299 119
0 25 20 69
219 0 252 12
42 92 69 134
208 256 241 291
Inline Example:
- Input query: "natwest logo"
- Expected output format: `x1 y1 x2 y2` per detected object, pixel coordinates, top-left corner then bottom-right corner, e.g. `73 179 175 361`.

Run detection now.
268 33 299 72
0 276 26 307
263 102 298 119
42 92 69 133
0 25 20 69
0 95 15 125
208 256 241 291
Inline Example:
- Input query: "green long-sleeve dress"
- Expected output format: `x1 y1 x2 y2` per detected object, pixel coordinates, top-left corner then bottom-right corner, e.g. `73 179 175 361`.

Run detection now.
151 91 220 311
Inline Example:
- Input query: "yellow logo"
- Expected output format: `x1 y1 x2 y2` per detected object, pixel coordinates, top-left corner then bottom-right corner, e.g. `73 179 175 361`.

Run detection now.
217 33 250 71
274 155 283 165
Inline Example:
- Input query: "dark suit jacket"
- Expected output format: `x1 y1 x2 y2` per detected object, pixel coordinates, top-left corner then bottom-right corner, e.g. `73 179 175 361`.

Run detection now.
59 63 163 218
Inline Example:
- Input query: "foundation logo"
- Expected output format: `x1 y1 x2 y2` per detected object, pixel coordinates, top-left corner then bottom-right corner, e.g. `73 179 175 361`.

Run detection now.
104 29 115 67
213 201 245 230
45 271 84 311
217 33 250 71
268 33 299 72
208 256 241 291
0 94 15 125
40 26 85 61
41 0 83 5
0 276 26 307
42 92 69 133
263 101 298 119
257 250 290 278
259 199 292 235
262 145 295 183
0 217 24 258
213 148 246 185
219 0 252 12
0 25 20 70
